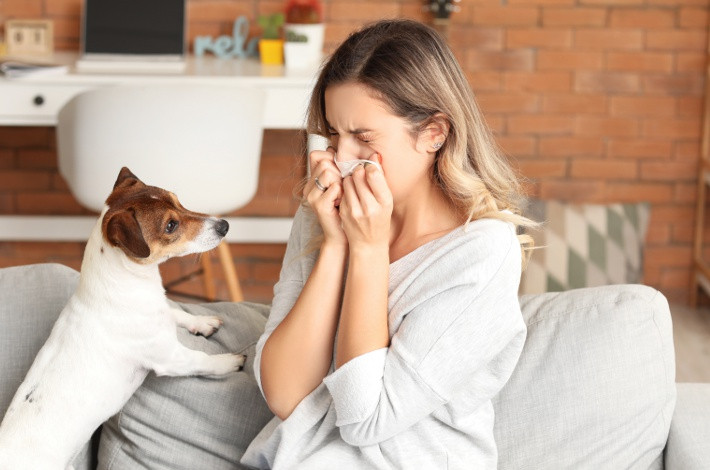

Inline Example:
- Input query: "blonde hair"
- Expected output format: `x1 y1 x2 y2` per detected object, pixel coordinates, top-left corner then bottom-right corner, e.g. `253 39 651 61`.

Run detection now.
303 19 535 263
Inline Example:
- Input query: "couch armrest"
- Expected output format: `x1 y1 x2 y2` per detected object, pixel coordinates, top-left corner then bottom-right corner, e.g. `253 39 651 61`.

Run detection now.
665 383 710 469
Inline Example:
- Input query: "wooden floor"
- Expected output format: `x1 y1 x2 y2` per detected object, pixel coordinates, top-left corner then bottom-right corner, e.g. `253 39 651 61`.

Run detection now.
671 303 710 383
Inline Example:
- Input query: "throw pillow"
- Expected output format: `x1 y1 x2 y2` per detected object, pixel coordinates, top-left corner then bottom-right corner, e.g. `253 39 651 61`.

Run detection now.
494 284 675 469
97 301 274 470
519 199 650 295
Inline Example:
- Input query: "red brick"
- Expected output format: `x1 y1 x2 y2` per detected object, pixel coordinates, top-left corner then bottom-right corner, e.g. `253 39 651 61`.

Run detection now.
640 161 698 181
508 114 575 135
642 75 705 95
570 159 638 179
607 182 674 203
477 92 539 114
542 8 607 26
679 7 710 28
574 29 644 50
644 246 692 268
537 50 604 70
466 72 504 91
581 0 643 4
542 93 607 114
0 128 53 148
16 150 57 170
449 27 504 50
516 159 567 178
574 71 640 93
608 139 674 159
652 205 696 223
674 141 702 161
607 52 674 73
497 136 537 157
504 72 572 92
575 117 639 137
646 30 708 51
466 50 535 71
674 182 697 204
327 2 400 21
539 136 604 157
506 28 573 49
676 52 707 73
4 0 43 17
508 0 575 5
677 97 704 118
646 223 671 244
609 9 675 28
642 118 702 139
538 180 606 202
0 171 51 191
610 96 676 118
473 6 539 26
16 192 86 215
45 0 82 17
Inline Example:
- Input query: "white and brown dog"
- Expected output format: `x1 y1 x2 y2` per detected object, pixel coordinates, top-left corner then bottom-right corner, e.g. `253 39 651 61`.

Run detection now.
0 167 245 469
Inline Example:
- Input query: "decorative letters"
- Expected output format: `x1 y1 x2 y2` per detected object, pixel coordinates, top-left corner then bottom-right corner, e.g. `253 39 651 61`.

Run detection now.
194 16 259 58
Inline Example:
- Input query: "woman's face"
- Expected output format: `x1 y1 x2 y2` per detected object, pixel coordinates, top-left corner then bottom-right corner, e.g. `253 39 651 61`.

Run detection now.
324 82 433 204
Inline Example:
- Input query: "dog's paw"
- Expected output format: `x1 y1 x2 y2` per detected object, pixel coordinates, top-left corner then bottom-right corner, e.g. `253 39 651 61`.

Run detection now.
204 353 246 377
188 316 223 337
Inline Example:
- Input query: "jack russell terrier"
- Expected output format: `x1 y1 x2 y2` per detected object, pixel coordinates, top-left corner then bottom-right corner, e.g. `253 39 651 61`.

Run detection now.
0 167 245 469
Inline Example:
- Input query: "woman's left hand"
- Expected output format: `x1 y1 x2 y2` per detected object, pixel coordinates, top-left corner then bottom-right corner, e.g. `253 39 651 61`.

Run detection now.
339 160 393 253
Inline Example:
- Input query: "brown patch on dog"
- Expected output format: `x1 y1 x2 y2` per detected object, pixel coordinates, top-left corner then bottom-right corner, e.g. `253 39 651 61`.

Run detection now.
101 167 217 264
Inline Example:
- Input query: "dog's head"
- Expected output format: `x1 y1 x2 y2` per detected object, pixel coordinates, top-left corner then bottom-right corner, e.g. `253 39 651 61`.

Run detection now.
101 167 229 264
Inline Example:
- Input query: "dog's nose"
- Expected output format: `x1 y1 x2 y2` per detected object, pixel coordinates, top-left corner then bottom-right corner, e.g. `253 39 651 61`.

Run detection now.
215 219 229 237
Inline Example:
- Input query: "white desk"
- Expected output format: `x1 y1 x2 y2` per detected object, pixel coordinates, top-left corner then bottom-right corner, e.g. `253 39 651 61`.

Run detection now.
0 52 318 243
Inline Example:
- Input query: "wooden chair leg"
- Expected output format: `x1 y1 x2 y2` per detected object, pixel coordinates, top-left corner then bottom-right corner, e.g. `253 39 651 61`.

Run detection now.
201 252 217 301
217 241 243 302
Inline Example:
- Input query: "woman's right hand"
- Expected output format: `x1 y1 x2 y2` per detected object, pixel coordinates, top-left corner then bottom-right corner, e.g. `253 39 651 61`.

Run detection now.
305 146 346 246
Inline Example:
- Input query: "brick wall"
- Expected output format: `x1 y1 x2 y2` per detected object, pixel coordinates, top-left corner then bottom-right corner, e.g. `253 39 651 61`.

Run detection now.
1 0 708 304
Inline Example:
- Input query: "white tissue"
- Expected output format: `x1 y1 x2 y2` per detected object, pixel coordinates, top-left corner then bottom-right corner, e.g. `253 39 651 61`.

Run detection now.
335 159 383 178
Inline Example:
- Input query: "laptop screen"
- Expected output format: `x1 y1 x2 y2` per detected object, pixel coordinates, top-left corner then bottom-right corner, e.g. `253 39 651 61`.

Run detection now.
82 0 185 56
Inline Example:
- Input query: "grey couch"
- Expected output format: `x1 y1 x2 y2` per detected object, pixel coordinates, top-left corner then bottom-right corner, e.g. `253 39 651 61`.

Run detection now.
1 263 708 469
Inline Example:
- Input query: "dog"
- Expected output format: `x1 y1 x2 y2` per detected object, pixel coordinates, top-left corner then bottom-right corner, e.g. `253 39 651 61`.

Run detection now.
0 167 245 469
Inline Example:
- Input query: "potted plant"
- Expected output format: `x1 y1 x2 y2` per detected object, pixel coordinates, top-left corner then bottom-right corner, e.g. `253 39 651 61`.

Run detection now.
283 0 324 68
258 12 285 65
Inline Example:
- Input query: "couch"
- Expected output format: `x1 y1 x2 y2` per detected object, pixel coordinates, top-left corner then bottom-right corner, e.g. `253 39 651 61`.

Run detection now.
0 263 708 469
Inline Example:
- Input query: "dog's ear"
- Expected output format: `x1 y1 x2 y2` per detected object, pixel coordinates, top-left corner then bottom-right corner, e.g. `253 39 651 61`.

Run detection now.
113 167 144 189
104 209 151 259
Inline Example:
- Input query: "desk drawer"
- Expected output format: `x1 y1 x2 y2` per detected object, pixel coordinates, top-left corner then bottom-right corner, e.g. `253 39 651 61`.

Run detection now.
0 83 98 126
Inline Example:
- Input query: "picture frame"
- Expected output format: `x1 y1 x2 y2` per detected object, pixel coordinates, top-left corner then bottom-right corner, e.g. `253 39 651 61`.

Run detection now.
6 19 54 57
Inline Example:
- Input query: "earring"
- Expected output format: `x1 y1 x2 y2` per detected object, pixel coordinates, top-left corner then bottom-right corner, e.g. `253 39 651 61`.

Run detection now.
432 141 443 150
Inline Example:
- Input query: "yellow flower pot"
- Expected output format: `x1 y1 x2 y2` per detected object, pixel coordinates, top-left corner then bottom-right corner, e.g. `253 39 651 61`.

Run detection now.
259 39 284 65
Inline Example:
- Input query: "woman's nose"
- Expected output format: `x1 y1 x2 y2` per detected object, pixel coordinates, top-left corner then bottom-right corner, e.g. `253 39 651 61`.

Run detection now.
335 139 368 162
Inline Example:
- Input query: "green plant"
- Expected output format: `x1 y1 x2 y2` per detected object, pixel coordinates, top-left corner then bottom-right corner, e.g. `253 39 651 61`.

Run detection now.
258 13 285 40
285 30 308 43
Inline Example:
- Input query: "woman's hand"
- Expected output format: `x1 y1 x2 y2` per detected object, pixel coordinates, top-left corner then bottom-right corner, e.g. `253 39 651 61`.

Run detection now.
305 147 346 246
339 158 393 254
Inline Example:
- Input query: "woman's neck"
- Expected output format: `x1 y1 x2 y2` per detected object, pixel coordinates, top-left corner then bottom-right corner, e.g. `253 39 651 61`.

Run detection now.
389 184 462 263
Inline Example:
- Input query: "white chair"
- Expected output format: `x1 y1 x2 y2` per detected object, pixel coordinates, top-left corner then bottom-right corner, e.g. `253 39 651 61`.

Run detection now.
57 84 266 302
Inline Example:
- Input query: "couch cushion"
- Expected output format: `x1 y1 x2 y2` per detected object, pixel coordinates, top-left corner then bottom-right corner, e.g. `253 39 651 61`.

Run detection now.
0 263 94 470
494 284 675 469
98 301 274 470
520 200 650 295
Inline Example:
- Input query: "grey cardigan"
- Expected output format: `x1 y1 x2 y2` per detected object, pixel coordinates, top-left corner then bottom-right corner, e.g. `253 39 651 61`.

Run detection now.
242 206 527 469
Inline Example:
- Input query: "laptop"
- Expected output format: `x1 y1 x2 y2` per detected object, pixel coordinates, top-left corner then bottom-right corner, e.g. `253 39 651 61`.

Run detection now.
76 0 187 73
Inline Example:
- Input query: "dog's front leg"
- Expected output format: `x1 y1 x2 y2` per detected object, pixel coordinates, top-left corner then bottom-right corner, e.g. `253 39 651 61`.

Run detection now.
169 308 222 337
152 344 245 378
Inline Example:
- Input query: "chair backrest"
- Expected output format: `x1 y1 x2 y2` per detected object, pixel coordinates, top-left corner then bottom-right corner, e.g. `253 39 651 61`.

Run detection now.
57 84 266 215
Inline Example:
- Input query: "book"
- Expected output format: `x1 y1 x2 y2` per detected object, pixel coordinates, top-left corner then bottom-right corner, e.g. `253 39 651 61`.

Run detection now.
0 59 69 78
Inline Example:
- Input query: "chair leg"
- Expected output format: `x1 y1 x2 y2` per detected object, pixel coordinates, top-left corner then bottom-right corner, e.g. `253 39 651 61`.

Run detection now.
201 252 217 301
217 242 244 302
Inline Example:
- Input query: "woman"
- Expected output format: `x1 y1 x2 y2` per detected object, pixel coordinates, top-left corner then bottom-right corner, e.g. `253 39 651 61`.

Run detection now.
242 19 533 469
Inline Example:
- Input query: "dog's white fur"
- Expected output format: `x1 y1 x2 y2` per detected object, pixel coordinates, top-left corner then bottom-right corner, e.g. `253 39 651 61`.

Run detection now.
0 175 244 469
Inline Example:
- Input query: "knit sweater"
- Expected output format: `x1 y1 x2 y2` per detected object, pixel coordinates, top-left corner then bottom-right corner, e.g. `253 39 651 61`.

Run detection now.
241 206 526 469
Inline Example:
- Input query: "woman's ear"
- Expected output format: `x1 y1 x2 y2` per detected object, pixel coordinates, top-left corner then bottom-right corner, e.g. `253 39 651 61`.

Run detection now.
418 113 450 154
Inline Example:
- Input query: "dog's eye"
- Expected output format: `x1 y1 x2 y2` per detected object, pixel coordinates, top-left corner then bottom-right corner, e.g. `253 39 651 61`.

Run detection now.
165 220 179 234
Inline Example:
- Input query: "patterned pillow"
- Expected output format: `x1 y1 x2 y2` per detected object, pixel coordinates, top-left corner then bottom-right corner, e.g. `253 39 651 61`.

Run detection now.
519 200 651 295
